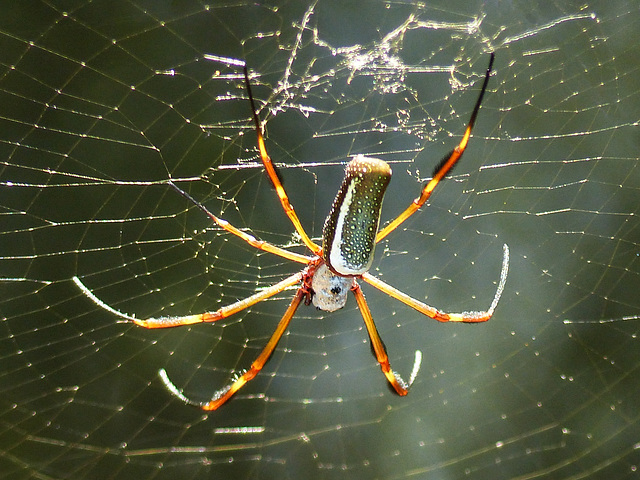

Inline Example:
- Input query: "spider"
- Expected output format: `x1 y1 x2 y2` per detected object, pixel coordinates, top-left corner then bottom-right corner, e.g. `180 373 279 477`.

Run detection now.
74 52 508 411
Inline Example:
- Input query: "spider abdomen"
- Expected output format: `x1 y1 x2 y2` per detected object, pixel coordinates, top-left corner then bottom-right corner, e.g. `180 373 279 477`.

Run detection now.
323 155 391 276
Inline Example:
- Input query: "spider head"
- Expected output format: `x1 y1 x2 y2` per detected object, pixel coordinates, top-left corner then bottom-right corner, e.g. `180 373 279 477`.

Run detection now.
310 263 353 312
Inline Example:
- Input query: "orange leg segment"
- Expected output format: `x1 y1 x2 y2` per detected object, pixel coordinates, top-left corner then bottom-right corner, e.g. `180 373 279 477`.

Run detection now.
351 282 422 395
73 272 303 328
161 286 306 410
376 53 495 243
243 67 322 255
168 181 313 265
360 243 509 323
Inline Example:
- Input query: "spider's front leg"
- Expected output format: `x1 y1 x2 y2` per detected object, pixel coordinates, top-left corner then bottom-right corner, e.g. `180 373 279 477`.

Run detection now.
161 285 307 410
308 261 422 395
361 243 509 324
73 272 303 328
352 282 422 395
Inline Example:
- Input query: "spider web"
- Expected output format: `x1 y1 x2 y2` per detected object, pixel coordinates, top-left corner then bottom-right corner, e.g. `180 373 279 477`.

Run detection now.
1 0 639 479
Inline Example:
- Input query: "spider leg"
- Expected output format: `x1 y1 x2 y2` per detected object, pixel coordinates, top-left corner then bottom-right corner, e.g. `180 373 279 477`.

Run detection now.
351 282 422 395
73 271 303 328
161 286 306 410
168 181 313 265
361 243 509 323
243 66 322 255
376 53 495 243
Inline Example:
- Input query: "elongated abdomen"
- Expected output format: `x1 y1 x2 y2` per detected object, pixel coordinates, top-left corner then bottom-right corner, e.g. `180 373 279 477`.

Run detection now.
323 155 391 276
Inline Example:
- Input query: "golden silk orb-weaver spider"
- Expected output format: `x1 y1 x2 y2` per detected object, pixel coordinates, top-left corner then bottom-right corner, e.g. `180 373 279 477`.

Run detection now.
74 52 509 411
